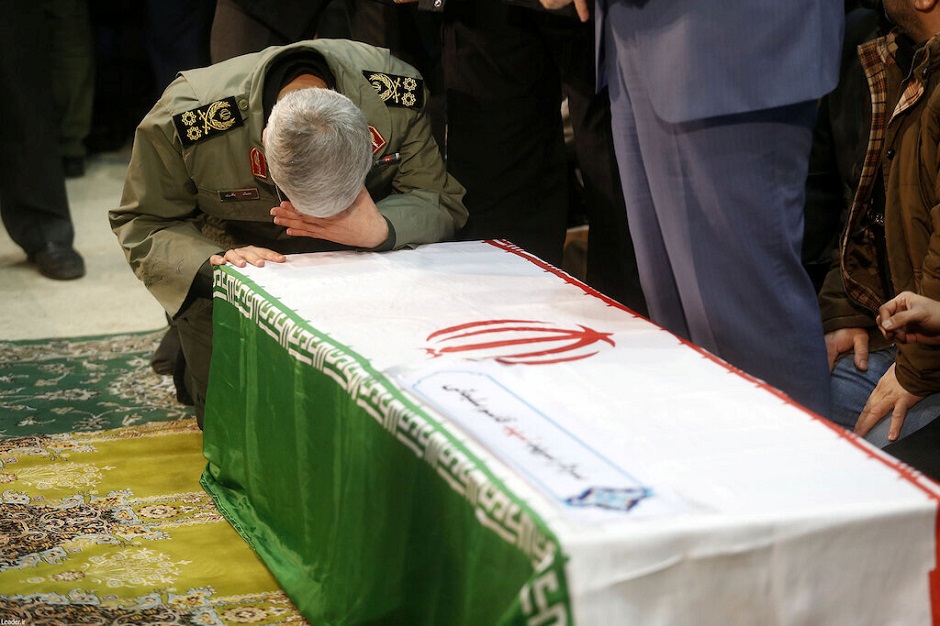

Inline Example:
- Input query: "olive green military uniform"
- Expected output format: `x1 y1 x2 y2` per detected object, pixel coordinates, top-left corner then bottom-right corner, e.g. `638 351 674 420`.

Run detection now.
112 38 467 316
110 39 468 422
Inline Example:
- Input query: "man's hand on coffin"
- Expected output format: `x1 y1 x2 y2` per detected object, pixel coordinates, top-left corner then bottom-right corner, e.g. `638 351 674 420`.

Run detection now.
210 246 287 268
270 187 389 249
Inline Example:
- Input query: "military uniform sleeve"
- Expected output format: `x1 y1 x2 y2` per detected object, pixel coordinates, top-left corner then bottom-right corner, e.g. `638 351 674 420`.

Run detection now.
109 101 226 318
375 99 468 247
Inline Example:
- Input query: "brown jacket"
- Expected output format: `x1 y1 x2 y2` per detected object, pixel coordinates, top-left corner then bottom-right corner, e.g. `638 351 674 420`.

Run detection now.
819 31 940 396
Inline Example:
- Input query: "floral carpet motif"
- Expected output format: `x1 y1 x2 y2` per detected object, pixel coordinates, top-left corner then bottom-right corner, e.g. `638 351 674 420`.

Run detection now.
0 333 307 625
0 329 192 438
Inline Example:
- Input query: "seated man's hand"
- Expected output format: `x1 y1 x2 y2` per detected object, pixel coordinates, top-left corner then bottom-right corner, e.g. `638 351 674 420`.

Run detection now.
825 327 869 373
878 291 940 345
210 246 286 268
854 363 924 442
271 187 389 250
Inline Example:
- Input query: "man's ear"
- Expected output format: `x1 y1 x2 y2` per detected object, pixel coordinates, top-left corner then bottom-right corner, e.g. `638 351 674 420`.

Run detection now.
261 127 268 149
914 0 937 12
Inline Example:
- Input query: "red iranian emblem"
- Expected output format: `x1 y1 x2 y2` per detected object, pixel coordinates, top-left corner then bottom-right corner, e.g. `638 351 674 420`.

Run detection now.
425 320 614 365
250 147 267 179
368 125 387 154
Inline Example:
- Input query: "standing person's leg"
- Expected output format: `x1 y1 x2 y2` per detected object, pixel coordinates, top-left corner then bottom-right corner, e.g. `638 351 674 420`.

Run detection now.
547 17 646 314
661 105 830 416
146 0 215 90
447 91 568 265
571 89 646 314
211 0 285 64
0 2 85 280
346 0 392 48
603 11 829 415
347 0 446 152
45 0 96 177
603 21 689 339
442 0 568 266
211 0 339 64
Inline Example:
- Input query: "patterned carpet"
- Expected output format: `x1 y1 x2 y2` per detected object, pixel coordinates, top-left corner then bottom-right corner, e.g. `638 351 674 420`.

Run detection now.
0 331 307 624
0 330 192 438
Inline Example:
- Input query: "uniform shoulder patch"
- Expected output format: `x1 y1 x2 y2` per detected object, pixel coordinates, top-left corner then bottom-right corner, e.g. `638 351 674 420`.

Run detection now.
172 96 244 147
362 71 424 109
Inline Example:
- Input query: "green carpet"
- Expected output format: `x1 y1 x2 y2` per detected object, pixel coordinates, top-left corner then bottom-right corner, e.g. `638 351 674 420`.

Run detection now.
0 331 307 624
0 329 191 438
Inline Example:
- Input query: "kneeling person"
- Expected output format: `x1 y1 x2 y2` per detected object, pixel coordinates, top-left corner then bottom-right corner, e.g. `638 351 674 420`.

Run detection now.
110 39 468 426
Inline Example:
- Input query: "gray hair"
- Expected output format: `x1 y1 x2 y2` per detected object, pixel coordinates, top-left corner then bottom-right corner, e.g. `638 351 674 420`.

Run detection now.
265 88 372 217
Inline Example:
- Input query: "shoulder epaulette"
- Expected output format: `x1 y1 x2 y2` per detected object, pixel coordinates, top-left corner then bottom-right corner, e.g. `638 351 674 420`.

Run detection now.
172 96 244 146
362 71 424 109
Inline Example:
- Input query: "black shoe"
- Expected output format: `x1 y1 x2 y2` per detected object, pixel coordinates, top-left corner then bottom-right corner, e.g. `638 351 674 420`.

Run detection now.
62 156 85 178
29 243 86 280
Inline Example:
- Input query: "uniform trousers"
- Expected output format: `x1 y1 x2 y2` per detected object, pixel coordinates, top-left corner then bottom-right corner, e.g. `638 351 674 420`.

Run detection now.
441 0 646 316
174 298 215 428
604 27 831 416
884 413 940 481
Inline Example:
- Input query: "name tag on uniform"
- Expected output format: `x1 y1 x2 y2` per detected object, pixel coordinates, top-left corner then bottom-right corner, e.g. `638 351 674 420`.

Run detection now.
218 188 260 202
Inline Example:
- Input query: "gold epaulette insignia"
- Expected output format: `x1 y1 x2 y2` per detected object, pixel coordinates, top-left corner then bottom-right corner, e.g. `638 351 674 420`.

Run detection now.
362 71 424 109
173 96 244 147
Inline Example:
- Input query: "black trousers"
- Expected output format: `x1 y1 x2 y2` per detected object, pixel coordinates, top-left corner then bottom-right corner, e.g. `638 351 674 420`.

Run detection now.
884 418 940 483
346 0 446 152
174 298 215 429
440 0 645 311
0 3 75 254
146 0 216 90
210 0 347 64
